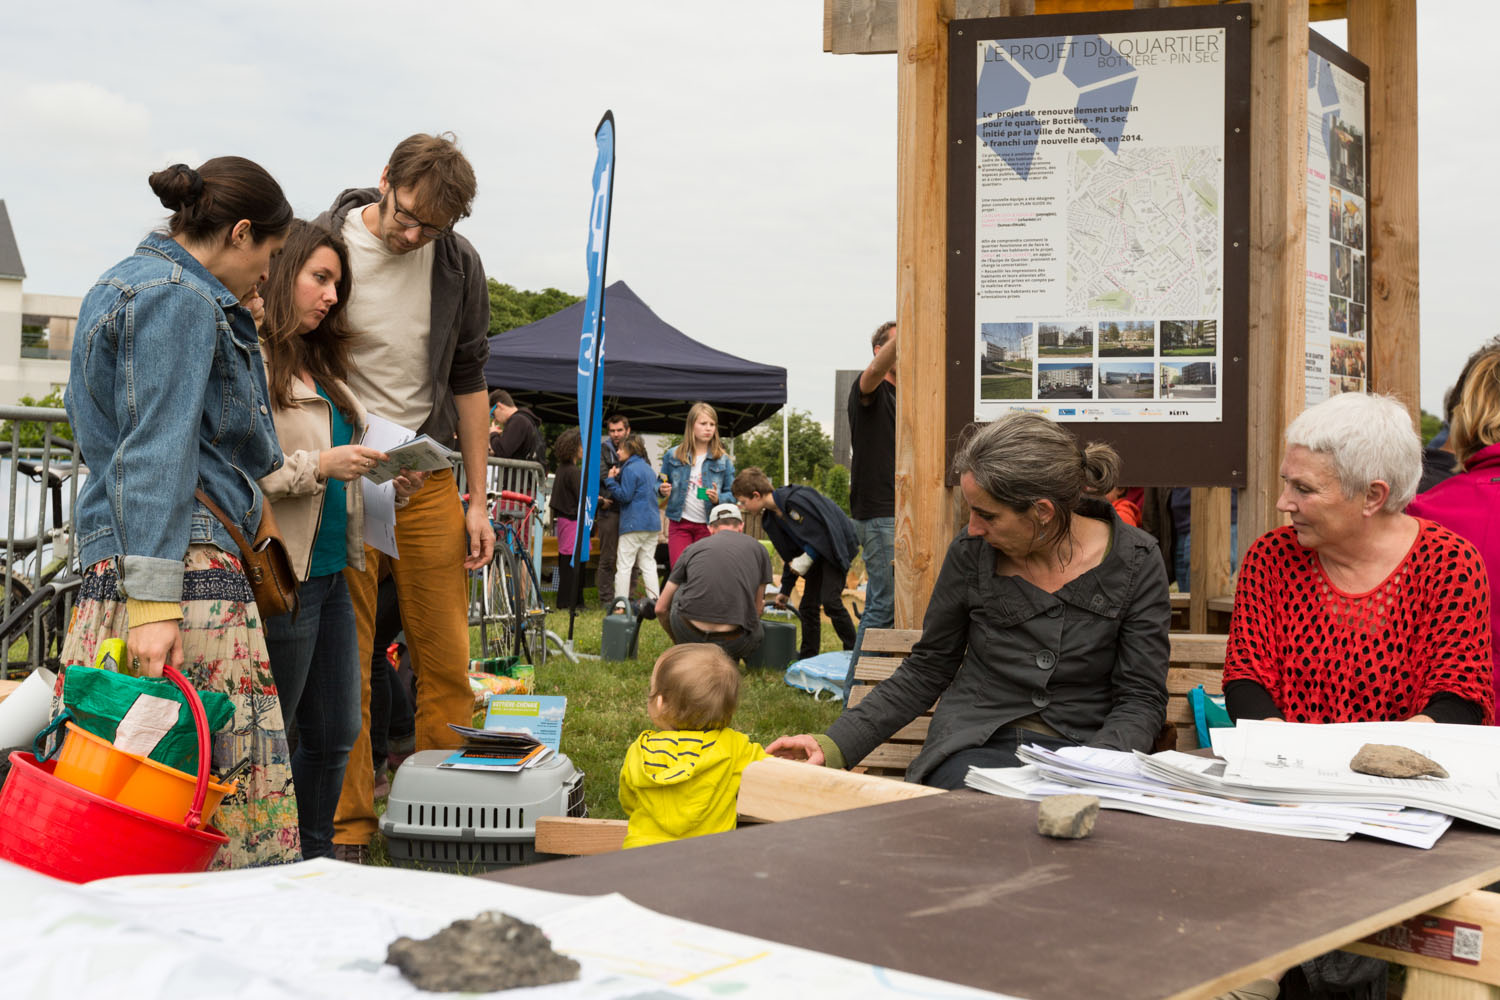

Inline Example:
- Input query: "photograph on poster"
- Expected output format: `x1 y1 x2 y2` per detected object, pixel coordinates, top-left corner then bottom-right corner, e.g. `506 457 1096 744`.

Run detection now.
1098 362 1155 399
1330 244 1353 298
1329 296 1349 334
979 322 1036 399
1160 319 1217 356
1341 195 1364 247
1330 335 1366 379
1304 39 1368 405
1098 320 1155 356
1038 363 1094 399
1160 361 1216 400
1037 322 1093 357
1334 374 1365 394
1328 116 1366 196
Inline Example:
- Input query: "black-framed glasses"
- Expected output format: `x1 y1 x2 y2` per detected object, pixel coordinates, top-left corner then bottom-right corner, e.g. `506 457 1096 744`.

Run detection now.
388 193 452 240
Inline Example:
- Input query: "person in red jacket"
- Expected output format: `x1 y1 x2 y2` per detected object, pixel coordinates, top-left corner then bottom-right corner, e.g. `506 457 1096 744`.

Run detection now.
1407 338 1500 712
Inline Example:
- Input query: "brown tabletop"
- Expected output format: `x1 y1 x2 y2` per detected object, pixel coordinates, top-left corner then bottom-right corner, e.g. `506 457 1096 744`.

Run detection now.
493 791 1500 1000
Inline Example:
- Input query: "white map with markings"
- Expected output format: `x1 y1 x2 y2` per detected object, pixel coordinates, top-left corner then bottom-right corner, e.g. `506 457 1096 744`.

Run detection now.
1065 145 1221 317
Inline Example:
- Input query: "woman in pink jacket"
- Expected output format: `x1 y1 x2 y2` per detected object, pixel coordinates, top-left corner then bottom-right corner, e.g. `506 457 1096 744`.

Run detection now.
1407 338 1500 712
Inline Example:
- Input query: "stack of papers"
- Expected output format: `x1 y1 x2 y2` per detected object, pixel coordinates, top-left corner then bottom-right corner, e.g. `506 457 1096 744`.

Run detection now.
439 694 566 772
967 741 1452 848
362 434 457 484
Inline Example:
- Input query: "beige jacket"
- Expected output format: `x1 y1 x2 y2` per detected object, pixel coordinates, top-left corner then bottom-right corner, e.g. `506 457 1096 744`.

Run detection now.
257 356 367 581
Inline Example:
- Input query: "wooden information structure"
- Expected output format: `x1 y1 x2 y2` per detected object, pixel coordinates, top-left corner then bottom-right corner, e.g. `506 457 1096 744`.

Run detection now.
827 0 1418 641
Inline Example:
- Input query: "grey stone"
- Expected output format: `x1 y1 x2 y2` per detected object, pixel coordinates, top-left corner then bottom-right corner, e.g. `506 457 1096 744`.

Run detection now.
1037 794 1100 839
1350 743 1449 780
386 910 580 992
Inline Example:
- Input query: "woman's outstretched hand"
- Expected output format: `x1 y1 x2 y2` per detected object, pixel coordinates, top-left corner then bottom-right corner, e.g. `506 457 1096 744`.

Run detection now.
766 734 825 766
319 445 389 482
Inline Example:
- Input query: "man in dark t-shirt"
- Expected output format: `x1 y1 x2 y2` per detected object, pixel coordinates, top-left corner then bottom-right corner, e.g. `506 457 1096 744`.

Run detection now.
487 388 546 466
847 321 897 656
656 503 774 662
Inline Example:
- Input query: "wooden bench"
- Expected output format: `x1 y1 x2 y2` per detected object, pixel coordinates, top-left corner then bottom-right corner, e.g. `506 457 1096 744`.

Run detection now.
848 627 1228 778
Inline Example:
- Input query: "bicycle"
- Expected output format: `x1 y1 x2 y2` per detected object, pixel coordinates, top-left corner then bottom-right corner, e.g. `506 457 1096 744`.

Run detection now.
0 446 83 677
469 488 553 666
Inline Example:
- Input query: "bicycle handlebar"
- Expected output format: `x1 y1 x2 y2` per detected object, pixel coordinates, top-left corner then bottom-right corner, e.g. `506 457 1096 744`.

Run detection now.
497 489 534 506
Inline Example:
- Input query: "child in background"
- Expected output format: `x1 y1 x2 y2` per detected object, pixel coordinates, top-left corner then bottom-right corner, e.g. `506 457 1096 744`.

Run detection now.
603 433 661 611
618 644 767 848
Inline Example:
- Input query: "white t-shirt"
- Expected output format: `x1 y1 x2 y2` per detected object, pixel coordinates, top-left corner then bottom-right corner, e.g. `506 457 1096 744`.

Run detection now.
680 453 709 523
340 207 436 432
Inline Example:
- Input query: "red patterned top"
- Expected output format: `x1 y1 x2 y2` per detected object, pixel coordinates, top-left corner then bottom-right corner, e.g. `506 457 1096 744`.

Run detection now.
1225 521 1494 724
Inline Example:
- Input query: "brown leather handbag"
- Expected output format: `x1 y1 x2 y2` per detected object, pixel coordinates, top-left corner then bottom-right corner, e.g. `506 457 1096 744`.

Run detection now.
194 489 300 619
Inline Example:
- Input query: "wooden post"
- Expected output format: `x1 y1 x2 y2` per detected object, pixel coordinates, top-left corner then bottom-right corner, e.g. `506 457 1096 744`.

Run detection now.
1240 0 1310 563
894 0 949 628
1346 0 1419 421
1187 486 1233 631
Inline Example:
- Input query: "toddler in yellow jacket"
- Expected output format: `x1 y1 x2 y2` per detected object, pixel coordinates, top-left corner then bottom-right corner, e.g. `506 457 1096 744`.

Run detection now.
619 643 767 848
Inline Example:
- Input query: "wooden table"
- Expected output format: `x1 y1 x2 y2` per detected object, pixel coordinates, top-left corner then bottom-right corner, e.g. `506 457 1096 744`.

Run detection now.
494 791 1500 999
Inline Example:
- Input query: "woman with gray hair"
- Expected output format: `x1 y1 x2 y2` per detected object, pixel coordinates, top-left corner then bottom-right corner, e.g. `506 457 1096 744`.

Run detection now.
1224 392 1493 725
767 411 1170 788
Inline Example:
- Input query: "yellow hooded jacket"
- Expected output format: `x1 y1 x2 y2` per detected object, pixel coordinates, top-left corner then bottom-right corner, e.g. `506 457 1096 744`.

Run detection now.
618 728 768 848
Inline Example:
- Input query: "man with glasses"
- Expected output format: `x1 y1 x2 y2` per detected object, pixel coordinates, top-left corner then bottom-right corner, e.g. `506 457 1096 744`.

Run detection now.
317 132 494 864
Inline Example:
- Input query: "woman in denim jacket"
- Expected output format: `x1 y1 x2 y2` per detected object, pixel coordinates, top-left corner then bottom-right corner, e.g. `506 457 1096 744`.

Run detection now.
659 402 736 567
605 434 663 608
62 158 300 868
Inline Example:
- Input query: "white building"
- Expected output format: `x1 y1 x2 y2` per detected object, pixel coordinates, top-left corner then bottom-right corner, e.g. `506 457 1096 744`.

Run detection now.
0 200 79 405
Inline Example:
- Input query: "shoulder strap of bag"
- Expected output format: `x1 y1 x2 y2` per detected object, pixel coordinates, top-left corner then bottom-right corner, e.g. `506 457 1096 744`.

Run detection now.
194 488 254 553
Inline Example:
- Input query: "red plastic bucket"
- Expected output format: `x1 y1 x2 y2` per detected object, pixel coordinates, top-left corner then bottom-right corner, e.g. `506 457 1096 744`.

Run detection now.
0 665 228 882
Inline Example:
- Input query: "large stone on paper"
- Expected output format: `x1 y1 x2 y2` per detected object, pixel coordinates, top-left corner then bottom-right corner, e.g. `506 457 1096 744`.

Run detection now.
386 910 580 992
1349 743 1449 780
1037 794 1100 839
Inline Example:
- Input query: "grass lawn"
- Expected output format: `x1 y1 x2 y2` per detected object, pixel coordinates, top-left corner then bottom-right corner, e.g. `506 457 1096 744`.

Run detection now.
463 587 846 821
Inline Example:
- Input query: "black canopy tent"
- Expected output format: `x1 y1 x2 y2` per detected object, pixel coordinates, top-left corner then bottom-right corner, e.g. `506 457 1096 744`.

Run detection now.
483 280 787 436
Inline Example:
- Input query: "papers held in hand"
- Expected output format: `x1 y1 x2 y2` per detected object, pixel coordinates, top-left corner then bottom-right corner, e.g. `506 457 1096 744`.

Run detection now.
363 435 457 484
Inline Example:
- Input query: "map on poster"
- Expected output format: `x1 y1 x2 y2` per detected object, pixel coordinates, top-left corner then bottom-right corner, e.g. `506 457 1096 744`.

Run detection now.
1303 35 1369 404
971 28 1228 423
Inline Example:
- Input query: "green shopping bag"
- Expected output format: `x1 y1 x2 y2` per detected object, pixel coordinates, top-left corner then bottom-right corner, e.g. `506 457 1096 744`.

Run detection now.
36 664 235 773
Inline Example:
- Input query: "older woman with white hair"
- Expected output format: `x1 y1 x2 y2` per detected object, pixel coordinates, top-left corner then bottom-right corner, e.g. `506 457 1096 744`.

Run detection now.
1224 392 1494 726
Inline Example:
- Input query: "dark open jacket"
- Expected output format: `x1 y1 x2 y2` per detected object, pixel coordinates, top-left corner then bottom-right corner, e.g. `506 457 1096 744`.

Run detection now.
827 500 1170 784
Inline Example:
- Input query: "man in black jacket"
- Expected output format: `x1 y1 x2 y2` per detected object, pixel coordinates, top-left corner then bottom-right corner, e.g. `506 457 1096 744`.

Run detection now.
733 467 857 660
487 389 546 467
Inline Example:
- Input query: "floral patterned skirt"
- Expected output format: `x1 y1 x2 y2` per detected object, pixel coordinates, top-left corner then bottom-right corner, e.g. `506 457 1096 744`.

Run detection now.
55 545 301 868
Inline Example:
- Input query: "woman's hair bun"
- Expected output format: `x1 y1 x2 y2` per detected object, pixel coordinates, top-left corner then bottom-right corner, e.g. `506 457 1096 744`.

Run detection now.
148 163 205 212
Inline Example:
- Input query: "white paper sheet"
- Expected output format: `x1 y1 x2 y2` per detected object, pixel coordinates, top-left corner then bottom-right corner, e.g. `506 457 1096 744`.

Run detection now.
0 859 1017 999
359 414 415 559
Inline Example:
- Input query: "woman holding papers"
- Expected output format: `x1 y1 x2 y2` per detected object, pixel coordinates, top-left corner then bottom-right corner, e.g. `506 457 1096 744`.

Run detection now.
1224 392 1493 726
767 412 1171 788
62 158 299 866
257 219 419 858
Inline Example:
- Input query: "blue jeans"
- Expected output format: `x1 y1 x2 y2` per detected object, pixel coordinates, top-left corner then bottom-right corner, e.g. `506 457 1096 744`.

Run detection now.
264 572 361 859
846 516 895 698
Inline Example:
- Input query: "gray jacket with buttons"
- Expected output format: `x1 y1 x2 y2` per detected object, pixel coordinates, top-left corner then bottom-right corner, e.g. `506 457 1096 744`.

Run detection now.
827 500 1170 784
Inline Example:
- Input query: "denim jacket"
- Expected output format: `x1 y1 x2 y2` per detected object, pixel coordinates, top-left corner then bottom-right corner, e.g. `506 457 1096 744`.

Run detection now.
66 233 283 603
659 449 735 522
603 455 661 535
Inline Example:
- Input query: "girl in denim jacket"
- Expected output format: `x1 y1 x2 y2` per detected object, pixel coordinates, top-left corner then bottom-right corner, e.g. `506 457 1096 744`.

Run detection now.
605 434 662 608
61 158 300 868
659 402 736 567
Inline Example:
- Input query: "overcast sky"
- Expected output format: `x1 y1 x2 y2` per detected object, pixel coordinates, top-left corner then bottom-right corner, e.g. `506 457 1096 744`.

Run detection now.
0 3 1488 430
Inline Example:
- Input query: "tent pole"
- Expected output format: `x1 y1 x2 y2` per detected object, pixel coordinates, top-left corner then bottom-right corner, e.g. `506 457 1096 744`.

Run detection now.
782 407 789 485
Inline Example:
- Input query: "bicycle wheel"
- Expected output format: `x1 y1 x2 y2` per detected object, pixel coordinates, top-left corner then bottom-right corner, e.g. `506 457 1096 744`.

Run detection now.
512 548 550 666
494 548 523 661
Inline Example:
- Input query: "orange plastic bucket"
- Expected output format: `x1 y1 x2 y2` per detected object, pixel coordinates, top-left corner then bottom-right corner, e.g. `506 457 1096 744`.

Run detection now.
114 754 236 826
53 722 144 799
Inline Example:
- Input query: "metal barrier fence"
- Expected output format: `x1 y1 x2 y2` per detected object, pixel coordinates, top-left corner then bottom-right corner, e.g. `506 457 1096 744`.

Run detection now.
0 405 84 679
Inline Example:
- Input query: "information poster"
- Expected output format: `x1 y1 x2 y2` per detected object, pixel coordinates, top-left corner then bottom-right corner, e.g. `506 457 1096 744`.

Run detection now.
969 24 1230 424
1304 34 1370 403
